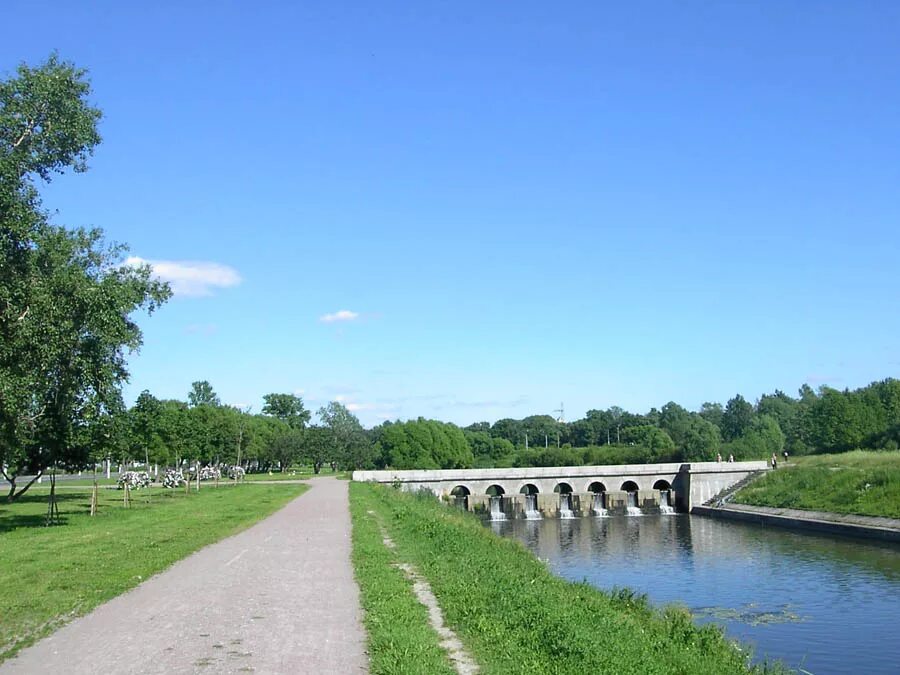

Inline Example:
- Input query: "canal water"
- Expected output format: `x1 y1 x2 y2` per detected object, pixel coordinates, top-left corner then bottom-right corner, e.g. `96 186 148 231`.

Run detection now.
489 514 900 674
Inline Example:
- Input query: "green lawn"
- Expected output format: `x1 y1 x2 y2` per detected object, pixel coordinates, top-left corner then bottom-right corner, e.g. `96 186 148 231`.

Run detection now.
0 482 307 662
242 466 350 481
732 450 900 519
351 482 781 675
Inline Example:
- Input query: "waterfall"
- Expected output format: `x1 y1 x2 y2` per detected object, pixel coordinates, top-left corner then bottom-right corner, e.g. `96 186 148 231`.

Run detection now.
559 493 576 519
591 492 609 517
660 490 675 515
626 491 642 516
524 494 542 520
489 495 507 521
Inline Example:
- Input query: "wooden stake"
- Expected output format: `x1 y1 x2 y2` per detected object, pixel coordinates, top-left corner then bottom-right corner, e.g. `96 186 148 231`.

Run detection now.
90 481 98 516
46 471 60 526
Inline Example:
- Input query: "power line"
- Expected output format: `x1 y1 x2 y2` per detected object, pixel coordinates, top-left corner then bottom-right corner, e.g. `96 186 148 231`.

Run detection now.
553 402 565 423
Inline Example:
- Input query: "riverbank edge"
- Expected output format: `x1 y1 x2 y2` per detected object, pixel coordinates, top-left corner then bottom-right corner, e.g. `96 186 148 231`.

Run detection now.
352 483 786 674
692 503 900 543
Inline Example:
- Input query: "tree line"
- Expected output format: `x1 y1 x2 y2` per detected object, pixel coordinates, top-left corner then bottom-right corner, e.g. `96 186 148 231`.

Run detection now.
365 379 900 471
455 379 900 469
110 383 370 474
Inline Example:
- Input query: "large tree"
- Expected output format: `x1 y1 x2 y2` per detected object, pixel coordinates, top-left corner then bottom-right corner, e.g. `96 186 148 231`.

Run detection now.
318 401 370 471
721 395 755 441
0 55 170 500
187 381 220 408
375 418 472 470
262 393 310 429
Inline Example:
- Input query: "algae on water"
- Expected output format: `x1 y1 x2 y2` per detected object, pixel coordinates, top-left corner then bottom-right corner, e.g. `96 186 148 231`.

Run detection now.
692 603 805 626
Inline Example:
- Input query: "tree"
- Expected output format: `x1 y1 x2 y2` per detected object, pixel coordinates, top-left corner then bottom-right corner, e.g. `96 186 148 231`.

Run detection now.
699 402 724 431
262 393 310 429
269 427 303 472
521 415 561 448
623 425 676 460
318 402 369 470
128 390 164 467
1 214 169 501
757 390 801 452
0 54 102 227
188 381 220 408
490 418 522 445
375 418 472 470
302 426 332 474
724 414 784 460
679 417 721 461
721 395 754 441
658 402 692 448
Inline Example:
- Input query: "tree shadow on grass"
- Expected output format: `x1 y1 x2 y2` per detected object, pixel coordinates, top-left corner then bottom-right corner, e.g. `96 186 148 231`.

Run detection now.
0 492 84 533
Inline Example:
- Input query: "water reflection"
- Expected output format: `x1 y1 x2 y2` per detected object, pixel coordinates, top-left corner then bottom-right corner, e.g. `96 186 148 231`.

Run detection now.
490 515 900 674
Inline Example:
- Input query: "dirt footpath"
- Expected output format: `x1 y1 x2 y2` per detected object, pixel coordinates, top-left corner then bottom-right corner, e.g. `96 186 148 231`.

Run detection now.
1 478 368 674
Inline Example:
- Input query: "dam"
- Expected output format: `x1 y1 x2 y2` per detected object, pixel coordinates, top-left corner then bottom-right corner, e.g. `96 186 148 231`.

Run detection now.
353 461 768 518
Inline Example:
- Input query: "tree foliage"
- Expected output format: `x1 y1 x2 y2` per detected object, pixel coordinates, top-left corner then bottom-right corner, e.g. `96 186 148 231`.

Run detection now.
0 55 170 500
375 418 473 470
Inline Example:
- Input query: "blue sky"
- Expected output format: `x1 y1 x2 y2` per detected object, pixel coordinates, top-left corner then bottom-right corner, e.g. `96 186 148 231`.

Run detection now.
5 1 899 426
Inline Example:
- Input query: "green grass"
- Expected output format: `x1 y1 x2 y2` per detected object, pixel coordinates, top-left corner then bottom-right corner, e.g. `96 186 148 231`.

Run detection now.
732 450 900 519
3 476 119 490
0 482 306 662
351 482 780 675
348 486 456 674
241 471 310 481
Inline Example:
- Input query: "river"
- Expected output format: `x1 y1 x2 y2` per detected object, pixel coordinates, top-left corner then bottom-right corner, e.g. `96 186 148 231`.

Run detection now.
488 513 900 674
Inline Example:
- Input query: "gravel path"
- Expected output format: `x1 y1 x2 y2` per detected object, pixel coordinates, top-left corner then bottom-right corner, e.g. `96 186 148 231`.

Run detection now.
1 478 368 674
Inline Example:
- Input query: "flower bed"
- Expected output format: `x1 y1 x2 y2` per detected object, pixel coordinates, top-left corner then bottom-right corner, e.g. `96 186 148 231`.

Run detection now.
117 471 151 490
162 469 186 489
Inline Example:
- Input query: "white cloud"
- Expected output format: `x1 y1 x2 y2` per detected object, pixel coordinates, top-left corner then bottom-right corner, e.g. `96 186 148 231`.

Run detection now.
126 257 241 297
319 309 359 323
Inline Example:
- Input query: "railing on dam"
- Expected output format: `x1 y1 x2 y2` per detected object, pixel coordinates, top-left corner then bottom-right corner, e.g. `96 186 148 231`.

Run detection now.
352 461 769 518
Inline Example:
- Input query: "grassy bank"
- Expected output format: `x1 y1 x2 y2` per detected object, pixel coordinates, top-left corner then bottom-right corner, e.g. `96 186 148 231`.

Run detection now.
351 482 777 674
349 485 456 674
732 451 900 519
0 482 306 661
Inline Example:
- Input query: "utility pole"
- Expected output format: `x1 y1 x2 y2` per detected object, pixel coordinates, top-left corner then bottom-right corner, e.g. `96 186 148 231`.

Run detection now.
607 429 611 445
525 432 529 451
545 434 548 449
617 424 621 444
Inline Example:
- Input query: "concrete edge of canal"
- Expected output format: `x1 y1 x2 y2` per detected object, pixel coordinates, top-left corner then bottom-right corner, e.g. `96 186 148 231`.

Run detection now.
692 503 900 543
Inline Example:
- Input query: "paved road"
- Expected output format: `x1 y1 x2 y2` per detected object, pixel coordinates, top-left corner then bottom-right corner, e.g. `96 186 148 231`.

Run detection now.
1 478 368 674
